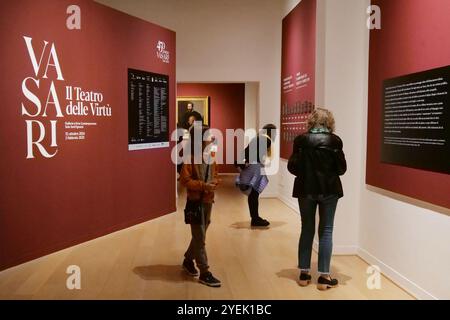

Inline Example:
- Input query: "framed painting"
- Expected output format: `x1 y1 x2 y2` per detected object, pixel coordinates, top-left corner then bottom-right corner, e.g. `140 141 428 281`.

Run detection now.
176 96 210 127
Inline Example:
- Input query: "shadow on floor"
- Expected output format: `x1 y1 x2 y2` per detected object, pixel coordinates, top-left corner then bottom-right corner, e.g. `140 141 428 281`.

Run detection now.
277 263 352 286
133 265 197 283
230 221 287 230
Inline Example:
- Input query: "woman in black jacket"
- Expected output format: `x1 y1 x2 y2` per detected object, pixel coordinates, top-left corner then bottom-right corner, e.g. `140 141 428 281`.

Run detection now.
236 124 277 227
288 108 347 290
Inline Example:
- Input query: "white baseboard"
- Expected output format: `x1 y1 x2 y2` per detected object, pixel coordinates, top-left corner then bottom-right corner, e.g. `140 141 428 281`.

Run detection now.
260 192 279 198
311 242 432 299
278 194 299 212
357 247 436 300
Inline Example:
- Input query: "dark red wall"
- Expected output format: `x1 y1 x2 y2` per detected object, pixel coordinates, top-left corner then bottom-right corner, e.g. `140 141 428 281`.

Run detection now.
0 0 176 270
177 83 245 173
280 0 316 159
366 0 450 208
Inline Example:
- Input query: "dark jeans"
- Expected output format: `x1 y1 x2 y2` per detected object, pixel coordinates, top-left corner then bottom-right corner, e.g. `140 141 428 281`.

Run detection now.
248 188 260 220
298 195 339 274
184 203 212 274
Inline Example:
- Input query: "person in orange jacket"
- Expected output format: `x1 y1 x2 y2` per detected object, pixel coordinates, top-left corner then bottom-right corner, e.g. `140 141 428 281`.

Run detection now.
179 124 221 287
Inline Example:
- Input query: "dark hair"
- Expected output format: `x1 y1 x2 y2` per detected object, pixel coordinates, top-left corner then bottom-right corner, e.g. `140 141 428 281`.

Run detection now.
189 124 209 157
262 123 277 139
263 123 277 131
191 111 203 122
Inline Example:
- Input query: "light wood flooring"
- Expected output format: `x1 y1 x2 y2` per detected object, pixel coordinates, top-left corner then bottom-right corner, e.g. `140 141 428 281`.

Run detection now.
0 176 414 299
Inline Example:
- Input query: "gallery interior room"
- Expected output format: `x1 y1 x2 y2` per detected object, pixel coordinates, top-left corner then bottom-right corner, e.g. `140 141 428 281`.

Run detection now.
0 0 449 301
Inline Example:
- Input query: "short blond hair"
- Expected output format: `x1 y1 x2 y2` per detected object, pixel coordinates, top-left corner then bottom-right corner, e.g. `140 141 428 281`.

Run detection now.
307 107 335 132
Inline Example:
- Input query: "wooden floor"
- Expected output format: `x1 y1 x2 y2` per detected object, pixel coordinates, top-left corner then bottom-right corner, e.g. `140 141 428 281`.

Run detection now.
0 176 413 300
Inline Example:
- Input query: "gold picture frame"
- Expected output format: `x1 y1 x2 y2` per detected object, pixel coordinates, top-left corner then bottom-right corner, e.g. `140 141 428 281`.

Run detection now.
176 96 210 127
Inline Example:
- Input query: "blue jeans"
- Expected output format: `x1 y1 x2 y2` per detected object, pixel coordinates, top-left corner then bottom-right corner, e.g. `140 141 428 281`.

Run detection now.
298 195 338 274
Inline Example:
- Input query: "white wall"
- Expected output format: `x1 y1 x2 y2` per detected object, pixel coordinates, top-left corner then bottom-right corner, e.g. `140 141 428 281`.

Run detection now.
320 0 369 253
96 0 284 197
283 0 302 15
359 187 450 299
244 82 259 138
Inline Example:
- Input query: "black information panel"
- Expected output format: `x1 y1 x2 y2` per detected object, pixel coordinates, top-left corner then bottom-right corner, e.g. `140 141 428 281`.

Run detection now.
381 65 449 174
128 69 169 150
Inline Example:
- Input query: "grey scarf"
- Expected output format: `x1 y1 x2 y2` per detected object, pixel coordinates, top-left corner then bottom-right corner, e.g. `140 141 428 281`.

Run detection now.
196 163 212 183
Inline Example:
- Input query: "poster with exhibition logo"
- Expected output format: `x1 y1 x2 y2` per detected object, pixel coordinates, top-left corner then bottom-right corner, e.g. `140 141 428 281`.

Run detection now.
0 0 176 271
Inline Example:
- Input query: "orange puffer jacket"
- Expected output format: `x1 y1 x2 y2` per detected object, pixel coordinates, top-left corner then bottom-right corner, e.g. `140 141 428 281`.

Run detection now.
180 162 219 204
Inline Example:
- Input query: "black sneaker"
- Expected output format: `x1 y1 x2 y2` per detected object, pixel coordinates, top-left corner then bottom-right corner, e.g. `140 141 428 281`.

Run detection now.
182 259 198 276
199 272 221 287
298 272 312 287
317 275 338 290
251 217 270 227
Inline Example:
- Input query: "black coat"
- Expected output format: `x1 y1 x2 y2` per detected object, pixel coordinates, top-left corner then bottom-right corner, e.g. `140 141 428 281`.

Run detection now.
288 132 347 198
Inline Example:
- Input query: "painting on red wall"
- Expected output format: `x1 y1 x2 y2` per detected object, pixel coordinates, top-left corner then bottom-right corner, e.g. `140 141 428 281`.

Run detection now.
177 96 210 128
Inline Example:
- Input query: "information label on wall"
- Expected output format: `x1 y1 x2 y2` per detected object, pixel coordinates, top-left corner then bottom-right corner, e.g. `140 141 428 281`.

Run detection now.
381 65 450 174
128 69 169 150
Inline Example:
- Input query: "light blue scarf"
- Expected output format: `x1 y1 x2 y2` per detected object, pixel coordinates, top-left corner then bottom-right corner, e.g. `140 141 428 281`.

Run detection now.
309 127 330 134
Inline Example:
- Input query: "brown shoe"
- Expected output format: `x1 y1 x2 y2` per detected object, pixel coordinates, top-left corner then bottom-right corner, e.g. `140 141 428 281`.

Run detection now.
317 275 338 290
